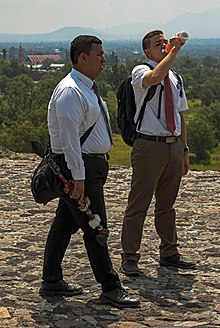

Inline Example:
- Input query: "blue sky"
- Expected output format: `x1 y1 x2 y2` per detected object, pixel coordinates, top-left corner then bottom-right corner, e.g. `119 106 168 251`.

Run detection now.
1 0 220 34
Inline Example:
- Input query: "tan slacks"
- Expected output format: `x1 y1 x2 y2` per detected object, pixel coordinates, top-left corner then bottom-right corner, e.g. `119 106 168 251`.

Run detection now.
121 137 183 261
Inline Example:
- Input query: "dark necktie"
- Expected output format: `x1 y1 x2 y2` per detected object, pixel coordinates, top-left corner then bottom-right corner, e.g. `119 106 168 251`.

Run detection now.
92 82 113 144
164 74 176 133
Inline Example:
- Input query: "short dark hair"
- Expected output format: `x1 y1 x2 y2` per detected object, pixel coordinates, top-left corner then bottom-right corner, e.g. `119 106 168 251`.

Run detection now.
70 35 102 65
142 30 164 50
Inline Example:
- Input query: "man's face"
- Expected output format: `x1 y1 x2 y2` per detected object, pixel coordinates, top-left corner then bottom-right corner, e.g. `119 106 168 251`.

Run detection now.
145 34 168 62
84 43 106 80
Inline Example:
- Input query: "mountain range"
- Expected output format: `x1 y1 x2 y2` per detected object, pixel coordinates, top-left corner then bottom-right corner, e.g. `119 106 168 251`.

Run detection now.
0 8 219 42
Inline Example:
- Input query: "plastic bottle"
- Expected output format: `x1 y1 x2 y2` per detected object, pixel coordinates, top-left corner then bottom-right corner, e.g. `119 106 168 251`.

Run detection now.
165 31 189 53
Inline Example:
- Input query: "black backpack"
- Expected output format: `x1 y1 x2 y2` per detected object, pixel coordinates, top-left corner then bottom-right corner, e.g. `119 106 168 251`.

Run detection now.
116 63 182 147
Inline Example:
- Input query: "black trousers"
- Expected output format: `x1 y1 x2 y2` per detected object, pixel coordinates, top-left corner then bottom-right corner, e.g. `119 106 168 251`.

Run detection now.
42 155 121 292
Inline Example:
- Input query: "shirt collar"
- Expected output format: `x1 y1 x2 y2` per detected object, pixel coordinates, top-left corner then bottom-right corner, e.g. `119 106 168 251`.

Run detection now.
147 60 157 68
70 68 94 89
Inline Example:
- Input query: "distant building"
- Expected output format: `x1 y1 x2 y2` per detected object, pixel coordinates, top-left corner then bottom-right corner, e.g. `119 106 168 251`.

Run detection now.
106 51 118 67
18 44 25 63
54 48 61 54
0 48 8 61
23 54 63 65
49 63 65 71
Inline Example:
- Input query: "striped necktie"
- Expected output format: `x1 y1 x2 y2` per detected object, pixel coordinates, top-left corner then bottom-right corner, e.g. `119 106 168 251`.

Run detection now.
92 82 113 144
164 74 176 133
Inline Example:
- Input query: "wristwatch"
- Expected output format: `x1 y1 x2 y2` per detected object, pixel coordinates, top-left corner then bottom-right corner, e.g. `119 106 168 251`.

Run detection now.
184 146 189 153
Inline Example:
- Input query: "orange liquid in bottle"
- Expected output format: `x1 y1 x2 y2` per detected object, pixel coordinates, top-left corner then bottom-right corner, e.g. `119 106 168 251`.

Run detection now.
165 31 189 52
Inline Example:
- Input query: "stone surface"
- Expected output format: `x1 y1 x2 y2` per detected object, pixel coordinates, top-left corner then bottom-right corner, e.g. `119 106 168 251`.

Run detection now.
0 307 11 319
0 154 220 328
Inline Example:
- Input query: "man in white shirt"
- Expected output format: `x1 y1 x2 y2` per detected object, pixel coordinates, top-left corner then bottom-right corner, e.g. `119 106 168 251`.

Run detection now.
120 30 196 276
40 35 140 308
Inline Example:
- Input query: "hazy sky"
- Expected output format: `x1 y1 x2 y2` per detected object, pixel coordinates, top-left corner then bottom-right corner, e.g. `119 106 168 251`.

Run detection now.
1 0 220 34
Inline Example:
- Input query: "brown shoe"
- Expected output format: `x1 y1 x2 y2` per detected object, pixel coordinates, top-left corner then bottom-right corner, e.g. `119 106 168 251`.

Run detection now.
160 253 196 269
39 280 83 297
120 260 143 276
99 287 140 308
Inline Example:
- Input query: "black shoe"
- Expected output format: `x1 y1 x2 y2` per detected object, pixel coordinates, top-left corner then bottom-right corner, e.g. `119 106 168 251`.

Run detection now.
39 280 83 297
120 260 143 276
99 288 140 308
160 253 196 269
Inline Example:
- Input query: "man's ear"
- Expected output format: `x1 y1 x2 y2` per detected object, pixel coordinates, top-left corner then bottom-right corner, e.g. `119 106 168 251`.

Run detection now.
78 53 87 64
144 48 150 57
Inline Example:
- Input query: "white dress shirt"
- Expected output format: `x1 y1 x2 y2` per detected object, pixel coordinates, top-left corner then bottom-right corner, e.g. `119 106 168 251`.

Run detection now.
132 60 189 136
48 68 112 180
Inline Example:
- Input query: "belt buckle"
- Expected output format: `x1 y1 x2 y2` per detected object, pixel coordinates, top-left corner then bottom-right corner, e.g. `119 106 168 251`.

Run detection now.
104 153 109 161
166 137 176 143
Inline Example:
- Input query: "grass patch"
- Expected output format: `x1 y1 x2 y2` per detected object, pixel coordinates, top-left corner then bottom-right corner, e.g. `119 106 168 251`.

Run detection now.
109 134 131 167
189 144 220 171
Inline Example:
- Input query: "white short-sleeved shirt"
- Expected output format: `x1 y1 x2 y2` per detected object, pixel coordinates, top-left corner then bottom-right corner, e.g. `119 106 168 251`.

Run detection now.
132 60 189 136
48 68 112 180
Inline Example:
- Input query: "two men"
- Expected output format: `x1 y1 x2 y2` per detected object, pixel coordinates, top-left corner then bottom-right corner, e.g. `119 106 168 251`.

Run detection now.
39 30 196 307
120 30 196 275
39 35 139 308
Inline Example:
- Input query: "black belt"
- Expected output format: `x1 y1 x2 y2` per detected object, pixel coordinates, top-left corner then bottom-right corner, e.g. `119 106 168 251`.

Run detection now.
137 134 178 144
82 153 109 161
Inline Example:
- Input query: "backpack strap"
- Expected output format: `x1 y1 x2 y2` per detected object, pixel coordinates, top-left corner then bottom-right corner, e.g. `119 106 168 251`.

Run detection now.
136 63 161 129
135 65 183 131
171 70 183 98
136 84 158 130
157 71 182 118
157 84 164 119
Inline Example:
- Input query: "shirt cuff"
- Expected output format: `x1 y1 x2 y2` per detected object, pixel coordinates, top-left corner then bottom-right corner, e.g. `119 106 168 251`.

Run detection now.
70 167 85 180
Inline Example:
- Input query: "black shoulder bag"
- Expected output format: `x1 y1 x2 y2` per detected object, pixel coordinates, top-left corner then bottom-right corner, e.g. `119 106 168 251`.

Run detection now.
31 124 95 205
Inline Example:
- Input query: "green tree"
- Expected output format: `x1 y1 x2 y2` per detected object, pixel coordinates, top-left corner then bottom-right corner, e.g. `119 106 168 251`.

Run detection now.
31 71 64 109
104 91 119 133
0 53 220 161
187 116 217 162
202 102 220 141
0 59 29 78
200 77 220 106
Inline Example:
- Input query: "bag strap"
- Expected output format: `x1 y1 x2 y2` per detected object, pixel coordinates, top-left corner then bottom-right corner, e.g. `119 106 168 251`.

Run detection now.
80 122 96 146
47 122 96 154
31 121 96 158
